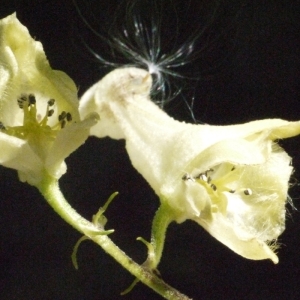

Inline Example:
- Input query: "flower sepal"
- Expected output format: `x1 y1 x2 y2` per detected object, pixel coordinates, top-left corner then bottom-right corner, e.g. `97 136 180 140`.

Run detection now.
79 66 300 264
0 13 99 185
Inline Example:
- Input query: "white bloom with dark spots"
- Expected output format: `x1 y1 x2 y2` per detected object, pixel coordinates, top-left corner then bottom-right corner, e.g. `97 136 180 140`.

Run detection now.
0 14 98 185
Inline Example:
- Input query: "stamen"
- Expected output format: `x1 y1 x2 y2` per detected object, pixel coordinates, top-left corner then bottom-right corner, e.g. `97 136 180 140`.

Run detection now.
66 112 72 122
58 111 67 121
195 168 215 181
28 94 36 105
198 174 208 182
17 94 27 109
48 109 54 117
182 173 195 181
182 173 188 180
61 120 66 129
7 93 73 142
57 111 73 128
191 163 256 219
48 99 55 106
211 184 217 191
244 188 252 196
0 121 5 130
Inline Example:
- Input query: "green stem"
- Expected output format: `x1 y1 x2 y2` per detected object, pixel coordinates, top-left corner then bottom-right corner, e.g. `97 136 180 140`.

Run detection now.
150 201 174 269
37 173 191 300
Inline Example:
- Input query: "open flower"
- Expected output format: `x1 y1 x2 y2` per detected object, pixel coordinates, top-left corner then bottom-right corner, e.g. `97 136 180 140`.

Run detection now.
80 67 300 263
0 14 98 185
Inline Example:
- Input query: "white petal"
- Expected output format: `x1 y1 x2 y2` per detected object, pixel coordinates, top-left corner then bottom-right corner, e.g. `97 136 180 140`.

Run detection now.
0 14 92 183
195 214 279 263
185 135 272 175
46 113 99 179
0 132 43 183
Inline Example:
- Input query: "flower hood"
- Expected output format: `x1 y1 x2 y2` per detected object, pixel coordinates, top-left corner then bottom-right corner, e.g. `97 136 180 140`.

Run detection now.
80 67 300 263
0 14 98 185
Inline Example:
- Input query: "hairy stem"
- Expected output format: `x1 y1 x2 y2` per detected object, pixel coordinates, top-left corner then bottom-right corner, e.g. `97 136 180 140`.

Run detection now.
37 173 191 300
150 202 174 269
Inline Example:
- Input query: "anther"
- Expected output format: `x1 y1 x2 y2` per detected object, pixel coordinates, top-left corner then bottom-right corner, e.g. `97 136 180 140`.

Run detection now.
182 173 188 180
229 189 235 193
0 121 5 130
57 110 72 128
66 112 72 122
48 109 54 117
182 173 194 181
58 111 66 121
17 94 27 108
211 184 217 191
48 99 55 106
244 188 252 196
28 94 36 105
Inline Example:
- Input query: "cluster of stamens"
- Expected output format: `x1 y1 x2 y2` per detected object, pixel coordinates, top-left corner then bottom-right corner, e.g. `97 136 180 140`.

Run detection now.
0 93 73 138
58 110 72 129
182 165 253 196
17 93 36 108
17 93 73 129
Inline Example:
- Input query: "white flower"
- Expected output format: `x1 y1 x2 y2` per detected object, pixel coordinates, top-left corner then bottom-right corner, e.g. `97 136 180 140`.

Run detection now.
80 67 300 263
0 14 98 185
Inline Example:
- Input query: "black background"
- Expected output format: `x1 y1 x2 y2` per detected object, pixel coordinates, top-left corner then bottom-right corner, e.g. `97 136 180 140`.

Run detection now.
1 1 300 299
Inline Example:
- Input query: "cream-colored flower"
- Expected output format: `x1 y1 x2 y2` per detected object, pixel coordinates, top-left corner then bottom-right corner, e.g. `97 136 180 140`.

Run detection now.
0 14 98 185
80 67 300 263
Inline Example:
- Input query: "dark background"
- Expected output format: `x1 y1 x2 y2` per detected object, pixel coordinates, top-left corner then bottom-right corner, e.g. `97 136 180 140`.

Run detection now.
1 1 300 299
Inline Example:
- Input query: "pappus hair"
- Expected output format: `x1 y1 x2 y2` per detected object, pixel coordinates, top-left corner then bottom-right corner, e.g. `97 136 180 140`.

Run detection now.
72 0 229 120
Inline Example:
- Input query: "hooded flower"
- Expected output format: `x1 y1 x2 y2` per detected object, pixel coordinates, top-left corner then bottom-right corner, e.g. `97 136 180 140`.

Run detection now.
80 67 300 263
0 14 98 185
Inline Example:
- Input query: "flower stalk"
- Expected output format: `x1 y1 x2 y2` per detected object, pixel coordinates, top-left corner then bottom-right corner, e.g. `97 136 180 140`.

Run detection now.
149 201 174 269
37 172 191 300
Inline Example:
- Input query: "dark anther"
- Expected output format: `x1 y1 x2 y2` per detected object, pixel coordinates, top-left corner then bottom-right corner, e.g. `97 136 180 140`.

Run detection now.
182 173 194 181
211 184 217 191
28 94 36 105
182 173 189 180
17 94 27 108
0 121 5 130
66 112 72 122
244 189 252 196
58 111 66 121
229 189 235 193
48 99 55 106
48 109 54 117
17 100 24 108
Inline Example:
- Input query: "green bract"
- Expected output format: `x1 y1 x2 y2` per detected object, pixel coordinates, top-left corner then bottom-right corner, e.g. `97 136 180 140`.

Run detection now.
80 67 300 263
0 14 98 185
